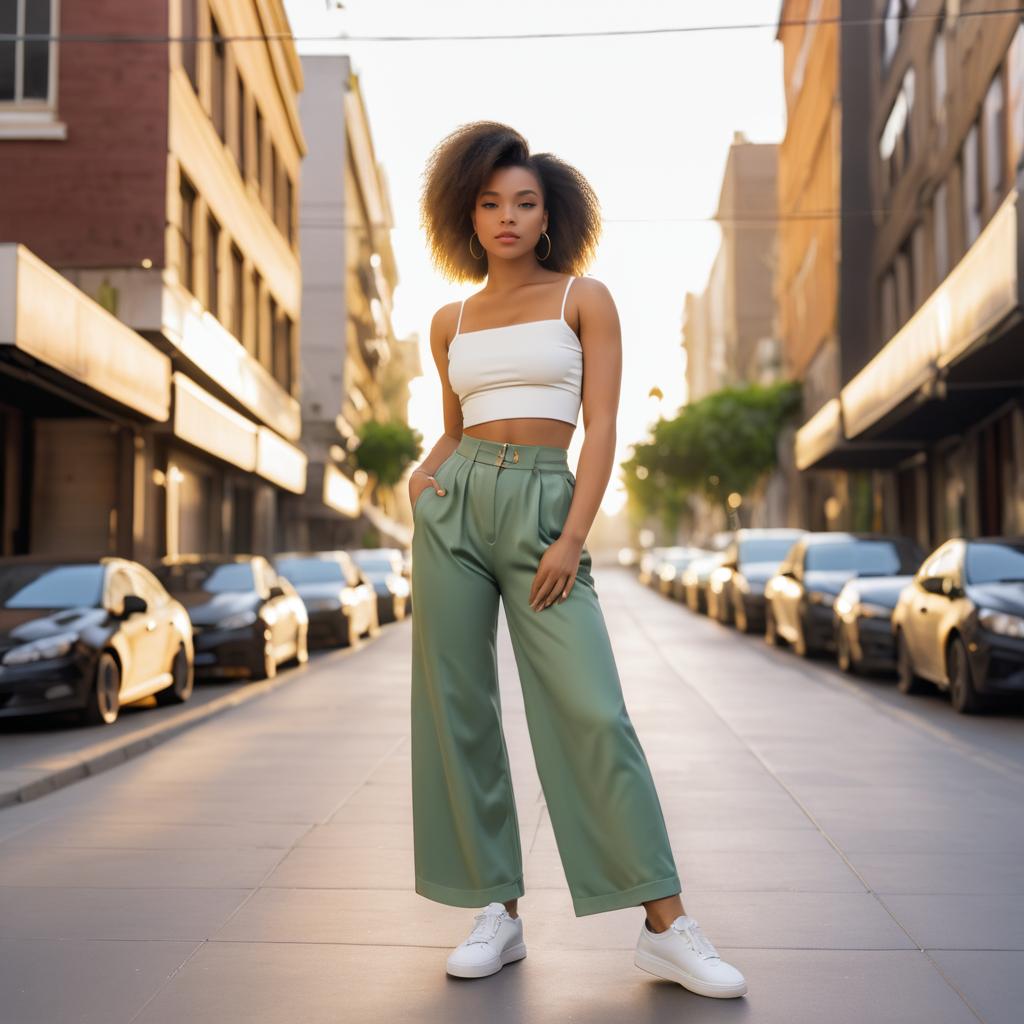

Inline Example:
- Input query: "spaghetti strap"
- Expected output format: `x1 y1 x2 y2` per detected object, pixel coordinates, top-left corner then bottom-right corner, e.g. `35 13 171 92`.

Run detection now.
559 276 576 322
455 297 467 336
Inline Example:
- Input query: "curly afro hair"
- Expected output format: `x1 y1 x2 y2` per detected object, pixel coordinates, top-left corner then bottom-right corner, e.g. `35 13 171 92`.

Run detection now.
419 120 602 283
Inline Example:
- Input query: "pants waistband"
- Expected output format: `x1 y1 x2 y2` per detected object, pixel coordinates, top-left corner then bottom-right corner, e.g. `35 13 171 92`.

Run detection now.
456 434 569 470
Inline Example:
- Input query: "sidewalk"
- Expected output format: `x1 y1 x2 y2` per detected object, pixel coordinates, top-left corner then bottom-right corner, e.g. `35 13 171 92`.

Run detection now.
0 567 1021 1022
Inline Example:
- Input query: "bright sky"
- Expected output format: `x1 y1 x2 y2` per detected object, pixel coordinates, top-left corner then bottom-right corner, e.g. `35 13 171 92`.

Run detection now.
284 0 785 513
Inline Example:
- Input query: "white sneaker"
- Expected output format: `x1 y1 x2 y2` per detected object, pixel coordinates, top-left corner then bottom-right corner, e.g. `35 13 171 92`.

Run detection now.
634 914 747 998
446 902 527 979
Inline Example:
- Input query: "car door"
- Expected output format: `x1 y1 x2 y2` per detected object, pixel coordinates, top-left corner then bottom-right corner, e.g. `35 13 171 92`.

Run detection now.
131 565 180 678
105 565 160 696
772 545 805 643
258 559 292 653
907 544 957 681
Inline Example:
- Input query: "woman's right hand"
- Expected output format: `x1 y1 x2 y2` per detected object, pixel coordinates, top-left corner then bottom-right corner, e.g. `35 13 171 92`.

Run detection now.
410 471 445 509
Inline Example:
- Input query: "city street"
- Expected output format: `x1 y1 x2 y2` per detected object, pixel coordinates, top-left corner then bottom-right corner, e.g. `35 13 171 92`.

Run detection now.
1 567 1022 1023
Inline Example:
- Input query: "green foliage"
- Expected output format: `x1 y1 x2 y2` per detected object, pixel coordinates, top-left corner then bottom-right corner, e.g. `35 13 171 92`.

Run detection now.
352 420 423 488
622 380 802 521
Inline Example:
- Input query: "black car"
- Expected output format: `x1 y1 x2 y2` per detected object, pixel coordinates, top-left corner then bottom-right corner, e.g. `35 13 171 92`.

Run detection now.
892 537 1024 713
274 551 380 648
0 556 194 725
832 574 915 674
764 533 923 657
707 529 807 631
350 548 411 623
151 555 308 681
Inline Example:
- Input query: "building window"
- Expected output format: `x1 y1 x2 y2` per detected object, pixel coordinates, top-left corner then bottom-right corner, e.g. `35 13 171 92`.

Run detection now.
910 222 926 315
1011 25 1024 169
257 276 270 368
207 213 221 320
879 270 897 344
179 175 197 294
933 180 949 282
210 14 226 142
1 0 55 105
273 314 292 392
961 120 982 247
230 244 244 341
255 103 265 197
894 238 913 326
268 142 278 217
234 72 246 178
882 0 917 73
982 71 1005 216
285 174 295 244
879 66 915 194
931 19 947 138
180 0 198 92
246 267 259 356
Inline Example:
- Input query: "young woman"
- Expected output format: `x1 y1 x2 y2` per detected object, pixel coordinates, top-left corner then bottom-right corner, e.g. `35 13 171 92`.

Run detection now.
409 121 747 1000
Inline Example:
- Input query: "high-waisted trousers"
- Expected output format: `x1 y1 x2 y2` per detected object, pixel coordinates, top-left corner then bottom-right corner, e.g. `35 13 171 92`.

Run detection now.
410 433 681 917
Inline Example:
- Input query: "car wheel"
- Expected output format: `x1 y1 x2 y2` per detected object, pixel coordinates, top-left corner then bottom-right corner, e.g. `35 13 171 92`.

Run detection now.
895 630 927 695
836 625 857 674
251 627 277 681
765 605 781 646
947 634 988 715
156 644 194 706
81 650 121 726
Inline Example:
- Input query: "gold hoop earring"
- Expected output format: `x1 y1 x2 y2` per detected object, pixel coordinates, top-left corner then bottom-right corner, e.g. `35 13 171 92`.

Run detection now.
469 232 485 260
536 231 552 261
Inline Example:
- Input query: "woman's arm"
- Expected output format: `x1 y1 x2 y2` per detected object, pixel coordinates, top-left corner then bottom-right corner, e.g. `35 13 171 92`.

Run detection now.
529 277 622 610
409 302 465 504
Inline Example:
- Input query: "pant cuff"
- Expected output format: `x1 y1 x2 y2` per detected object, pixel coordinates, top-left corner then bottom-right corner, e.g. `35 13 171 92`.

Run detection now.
415 874 525 909
571 873 683 917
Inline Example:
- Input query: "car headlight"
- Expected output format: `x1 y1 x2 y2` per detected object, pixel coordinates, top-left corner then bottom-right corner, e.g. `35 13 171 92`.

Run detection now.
857 602 892 619
807 590 835 607
978 608 1024 638
215 609 259 630
2 631 80 666
658 565 676 581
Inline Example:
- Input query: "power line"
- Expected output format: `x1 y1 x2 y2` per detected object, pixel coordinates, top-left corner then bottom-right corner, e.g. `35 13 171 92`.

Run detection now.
2 6 1022 45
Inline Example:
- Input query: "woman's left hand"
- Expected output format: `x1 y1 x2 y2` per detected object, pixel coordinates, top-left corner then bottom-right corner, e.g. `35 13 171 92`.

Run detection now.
529 535 583 610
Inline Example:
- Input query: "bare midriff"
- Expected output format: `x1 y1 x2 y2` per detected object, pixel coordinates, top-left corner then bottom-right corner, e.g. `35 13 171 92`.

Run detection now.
463 419 574 451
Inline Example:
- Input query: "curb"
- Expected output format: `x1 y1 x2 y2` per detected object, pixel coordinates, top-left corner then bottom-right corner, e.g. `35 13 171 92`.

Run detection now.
0 650 333 810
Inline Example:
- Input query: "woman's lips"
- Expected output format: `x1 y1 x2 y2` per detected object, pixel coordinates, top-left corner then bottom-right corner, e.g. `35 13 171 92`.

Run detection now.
495 235 519 243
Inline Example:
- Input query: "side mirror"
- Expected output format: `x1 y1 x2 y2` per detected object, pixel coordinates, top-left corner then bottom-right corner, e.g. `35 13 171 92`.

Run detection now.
268 584 285 599
121 594 148 617
920 576 945 595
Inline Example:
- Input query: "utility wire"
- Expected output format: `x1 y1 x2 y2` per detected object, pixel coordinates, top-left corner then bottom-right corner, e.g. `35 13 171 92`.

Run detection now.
2 5 1022 44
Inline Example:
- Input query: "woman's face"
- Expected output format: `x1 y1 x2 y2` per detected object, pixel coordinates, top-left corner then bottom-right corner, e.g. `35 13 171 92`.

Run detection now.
471 165 548 262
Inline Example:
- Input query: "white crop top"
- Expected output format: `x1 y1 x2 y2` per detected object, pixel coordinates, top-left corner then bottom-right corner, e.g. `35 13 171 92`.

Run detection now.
447 275 583 428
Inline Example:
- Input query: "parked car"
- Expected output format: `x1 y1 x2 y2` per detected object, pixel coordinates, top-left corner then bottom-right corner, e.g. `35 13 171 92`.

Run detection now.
891 537 1024 713
832 574 915 674
0 556 193 726
151 555 308 681
350 548 410 623
682 551 728 614
707 528 807 631
653 547 707 598
274 551 380 648
764 533 923 657
638 547 670 588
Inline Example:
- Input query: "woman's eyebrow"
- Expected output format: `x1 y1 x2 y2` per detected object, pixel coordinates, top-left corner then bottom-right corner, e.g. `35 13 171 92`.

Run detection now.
479 189 539 197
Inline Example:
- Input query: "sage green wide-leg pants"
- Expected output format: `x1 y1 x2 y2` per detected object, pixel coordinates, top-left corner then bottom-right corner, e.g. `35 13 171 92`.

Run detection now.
410 434 681 917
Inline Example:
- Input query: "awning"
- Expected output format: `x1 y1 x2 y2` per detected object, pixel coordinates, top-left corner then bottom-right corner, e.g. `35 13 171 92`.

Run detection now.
792 178 1023 468
0 243 171 421
172 372 307 492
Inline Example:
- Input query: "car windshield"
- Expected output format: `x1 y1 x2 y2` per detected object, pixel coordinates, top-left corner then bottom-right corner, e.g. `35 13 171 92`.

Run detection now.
804 540 916 574
355 560 395 573
965 542 1024 584
0 564 105 609
739 538 800 562
276 559 345 584
153 562 255 594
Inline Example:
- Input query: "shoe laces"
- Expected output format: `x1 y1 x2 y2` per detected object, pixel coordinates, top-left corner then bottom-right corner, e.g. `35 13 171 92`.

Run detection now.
465 909 505 946
671 919 720 960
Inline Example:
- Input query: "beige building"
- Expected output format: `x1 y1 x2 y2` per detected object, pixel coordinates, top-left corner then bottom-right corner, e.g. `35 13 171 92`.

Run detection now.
683 132 781 403
295 55 419 550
